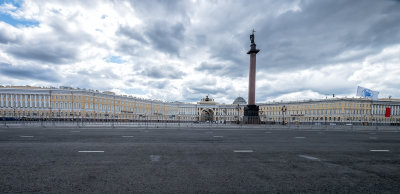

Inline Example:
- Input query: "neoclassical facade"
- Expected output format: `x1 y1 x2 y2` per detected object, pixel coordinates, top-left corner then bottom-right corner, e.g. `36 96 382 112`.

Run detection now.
1 86 399 125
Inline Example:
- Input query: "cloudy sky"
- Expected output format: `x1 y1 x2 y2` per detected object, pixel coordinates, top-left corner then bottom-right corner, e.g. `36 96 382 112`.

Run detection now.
0 0 399 104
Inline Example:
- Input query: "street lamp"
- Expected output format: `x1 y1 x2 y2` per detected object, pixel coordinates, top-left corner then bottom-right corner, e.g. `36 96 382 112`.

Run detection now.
281 105 287 125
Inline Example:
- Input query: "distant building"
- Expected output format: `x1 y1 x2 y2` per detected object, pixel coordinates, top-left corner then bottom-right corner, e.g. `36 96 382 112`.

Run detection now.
232 97 247 105
0 85 399 125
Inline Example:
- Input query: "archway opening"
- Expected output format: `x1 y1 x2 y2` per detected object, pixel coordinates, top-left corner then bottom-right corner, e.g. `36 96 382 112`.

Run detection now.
201 109 214 122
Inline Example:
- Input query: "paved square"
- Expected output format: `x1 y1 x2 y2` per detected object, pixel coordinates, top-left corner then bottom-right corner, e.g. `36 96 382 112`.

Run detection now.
0 126 399 193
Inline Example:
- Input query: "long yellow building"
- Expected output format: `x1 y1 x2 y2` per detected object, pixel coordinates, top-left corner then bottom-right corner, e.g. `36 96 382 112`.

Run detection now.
1 85 399 125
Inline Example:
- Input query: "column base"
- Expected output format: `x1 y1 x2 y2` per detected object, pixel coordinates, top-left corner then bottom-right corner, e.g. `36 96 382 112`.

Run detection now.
243 105 260 124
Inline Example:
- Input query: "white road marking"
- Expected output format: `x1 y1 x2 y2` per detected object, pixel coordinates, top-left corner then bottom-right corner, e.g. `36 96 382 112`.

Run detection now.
20 136 33 138
70 131 80 133
213 136 223 138
233 150 254 153
299 154 320 161
295 137 306 139
150 155 161 162
370 150 389 152
122 136 134 138
78 151 104 153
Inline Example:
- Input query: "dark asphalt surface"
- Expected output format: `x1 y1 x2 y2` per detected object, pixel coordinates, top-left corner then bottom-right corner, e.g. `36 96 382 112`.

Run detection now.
0 127 399 193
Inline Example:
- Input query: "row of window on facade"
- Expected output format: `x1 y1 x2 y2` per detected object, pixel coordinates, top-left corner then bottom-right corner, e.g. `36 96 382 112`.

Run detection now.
0 94 174 110
263 103 370 110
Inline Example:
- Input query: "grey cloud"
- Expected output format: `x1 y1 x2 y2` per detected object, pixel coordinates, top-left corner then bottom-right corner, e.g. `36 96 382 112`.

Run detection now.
4 11 95 64
195 62 246 77
77 69 119 80
253 0 400 72
147 80 170 89
0 31 19 44
0 32 16 44
0 22 21 44
117 21 186 56
146 21 185 56
0 62 60 82
143 65 185 79
125 0 190 56
128 0 190 20
116 41 141 56
117 25 147 44
7 44 78 64
191 0 400 76
195 62 224 72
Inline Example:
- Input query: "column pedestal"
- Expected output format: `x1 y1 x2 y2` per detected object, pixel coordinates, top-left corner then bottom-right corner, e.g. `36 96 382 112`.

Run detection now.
243 105 260 124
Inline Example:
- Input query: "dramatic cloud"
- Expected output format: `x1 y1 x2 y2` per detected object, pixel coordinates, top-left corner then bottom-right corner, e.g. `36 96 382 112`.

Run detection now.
0 62 60 82
0 0 399 103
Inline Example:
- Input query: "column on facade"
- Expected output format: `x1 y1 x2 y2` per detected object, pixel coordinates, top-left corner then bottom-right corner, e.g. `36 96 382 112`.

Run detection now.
372 105 374 115
10 94 13 108
23 94 26 108
15 94 17 108
37 95 40 108
34 94 37 108
20 94 23 108
15 94 22 108
14 94 17 108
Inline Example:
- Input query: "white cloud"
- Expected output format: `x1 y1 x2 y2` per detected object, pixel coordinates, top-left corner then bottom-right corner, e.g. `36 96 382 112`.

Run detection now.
0 0 399 104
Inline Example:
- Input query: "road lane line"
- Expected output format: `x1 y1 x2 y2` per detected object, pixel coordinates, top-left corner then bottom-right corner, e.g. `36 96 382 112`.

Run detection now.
122 136 134 138
70 131 80 133
299 155 320 161
370 150 389 152
233 150 253 153
78 151 104 153
295 137 306 139
150 155 161 162
213 136 223 138
20 136 33 138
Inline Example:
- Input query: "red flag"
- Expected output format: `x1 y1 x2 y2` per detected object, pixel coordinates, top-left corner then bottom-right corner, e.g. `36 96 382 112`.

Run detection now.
385 108 391 117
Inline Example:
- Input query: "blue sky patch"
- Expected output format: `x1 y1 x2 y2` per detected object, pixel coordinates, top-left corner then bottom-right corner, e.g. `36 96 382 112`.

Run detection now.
105 56 125 64
0 0 39 27
0 13 39 27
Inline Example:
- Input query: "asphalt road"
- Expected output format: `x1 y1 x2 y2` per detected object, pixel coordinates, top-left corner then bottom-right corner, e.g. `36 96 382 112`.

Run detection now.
0 127 399 193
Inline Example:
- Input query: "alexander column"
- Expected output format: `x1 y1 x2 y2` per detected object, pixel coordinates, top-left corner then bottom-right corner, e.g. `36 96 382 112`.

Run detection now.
244 29 260 124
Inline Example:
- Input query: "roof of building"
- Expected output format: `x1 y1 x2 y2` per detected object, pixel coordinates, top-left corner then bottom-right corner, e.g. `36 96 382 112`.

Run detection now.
232 97 247 105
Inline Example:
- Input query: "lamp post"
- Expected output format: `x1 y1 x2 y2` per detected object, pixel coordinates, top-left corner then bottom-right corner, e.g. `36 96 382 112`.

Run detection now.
281 105 287 125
